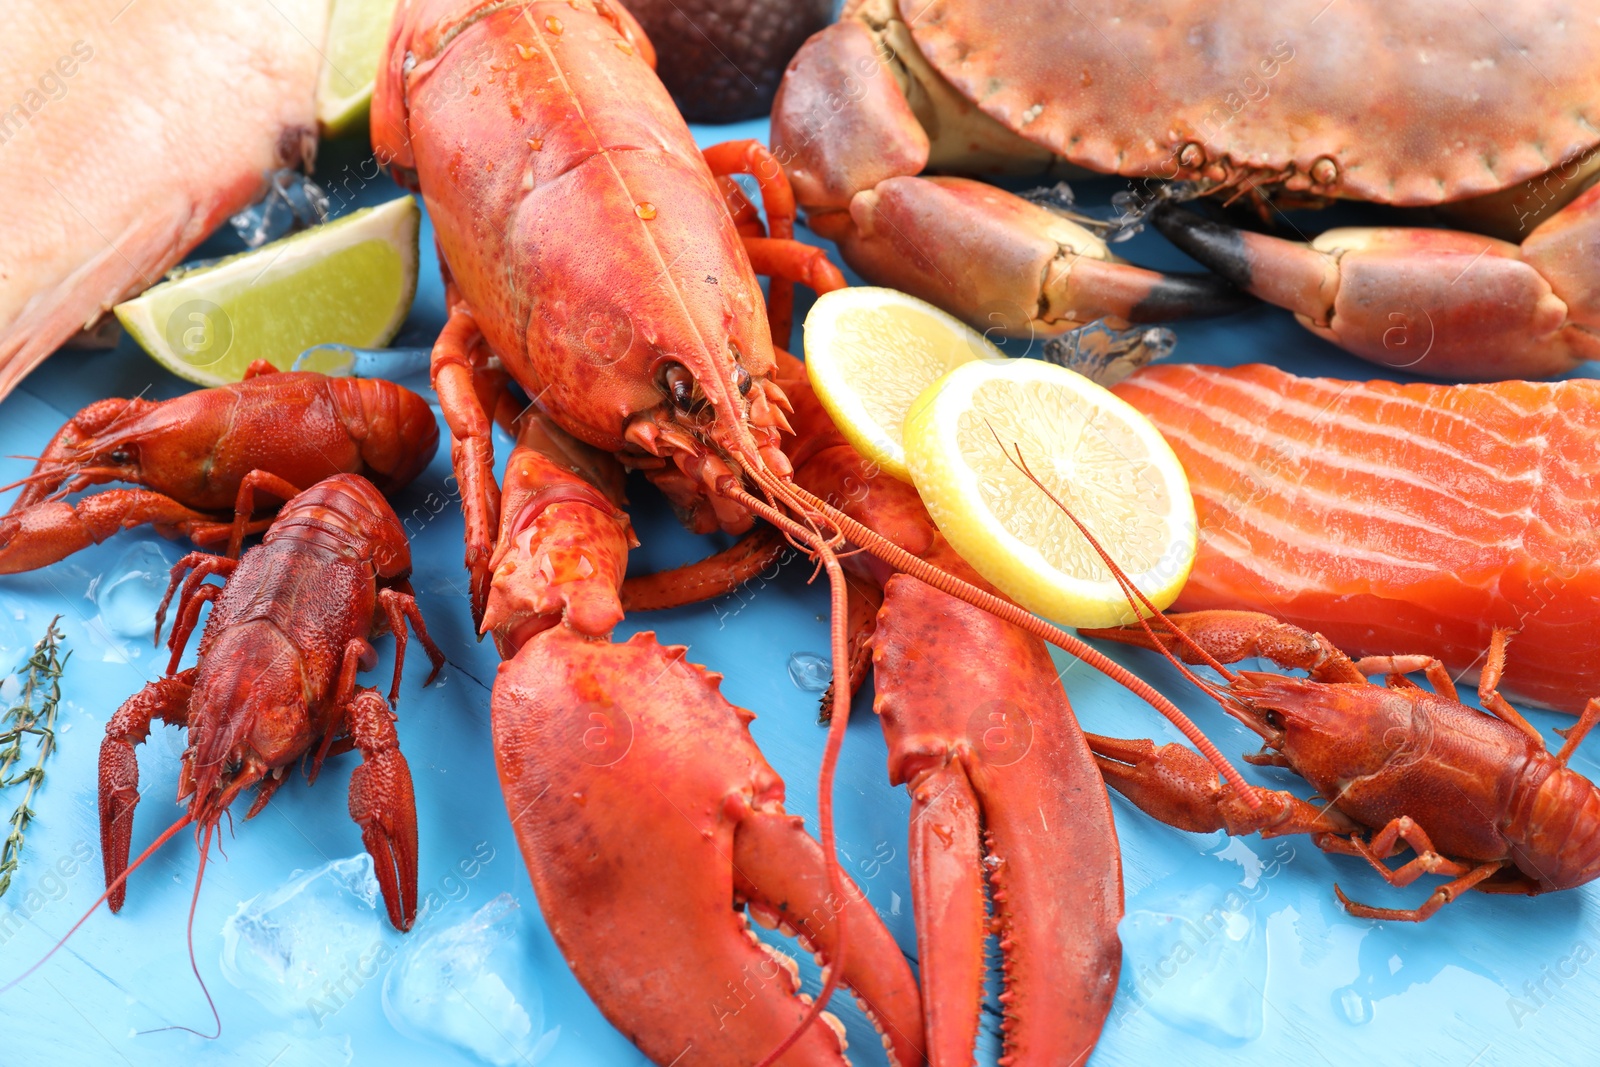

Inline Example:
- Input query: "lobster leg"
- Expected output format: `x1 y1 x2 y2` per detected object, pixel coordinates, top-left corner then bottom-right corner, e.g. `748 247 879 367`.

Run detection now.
620 525 789 613
429 279 502 627
873 573 1123 1067
493 626 924 1067
99 670 195 911
0 490 221 575
345 685 419 931
703 140 801 343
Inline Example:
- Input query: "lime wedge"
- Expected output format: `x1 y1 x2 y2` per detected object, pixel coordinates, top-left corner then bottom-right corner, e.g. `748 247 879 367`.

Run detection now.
317 0 402 135
803 287 1002 483
904 357 1197 628
115 196 419 386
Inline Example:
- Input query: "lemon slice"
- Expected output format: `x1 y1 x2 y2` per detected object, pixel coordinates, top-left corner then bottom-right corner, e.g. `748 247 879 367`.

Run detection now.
904 358 1197 628
803 287 1003 482
116 197 419 387
317 0 403 135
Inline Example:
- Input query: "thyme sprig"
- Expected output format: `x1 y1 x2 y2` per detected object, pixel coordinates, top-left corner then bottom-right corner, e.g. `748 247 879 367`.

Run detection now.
0 616 69 899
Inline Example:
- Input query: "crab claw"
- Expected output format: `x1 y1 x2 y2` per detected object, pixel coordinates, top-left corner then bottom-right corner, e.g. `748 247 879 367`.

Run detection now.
492 627 925 1067
827 176 1250 340
1152 204 1596 380
872 574 1122 1067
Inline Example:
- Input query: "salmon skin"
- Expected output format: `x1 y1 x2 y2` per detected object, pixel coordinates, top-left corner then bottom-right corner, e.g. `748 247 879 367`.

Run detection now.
0 0 327 401
1113 362 1600 713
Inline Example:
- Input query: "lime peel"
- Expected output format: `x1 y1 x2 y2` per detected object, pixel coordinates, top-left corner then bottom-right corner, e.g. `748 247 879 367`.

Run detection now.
115 196 419 387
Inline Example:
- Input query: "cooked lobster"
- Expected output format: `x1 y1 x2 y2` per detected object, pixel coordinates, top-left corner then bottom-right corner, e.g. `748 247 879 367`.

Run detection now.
374 1 1248 1061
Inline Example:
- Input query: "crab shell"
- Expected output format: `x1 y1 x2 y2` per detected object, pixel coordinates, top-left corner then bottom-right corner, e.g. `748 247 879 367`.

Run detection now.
851 0 1600 207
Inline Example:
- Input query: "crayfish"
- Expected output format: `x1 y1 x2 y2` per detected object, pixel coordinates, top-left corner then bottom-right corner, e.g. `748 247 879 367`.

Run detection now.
0 362 437 572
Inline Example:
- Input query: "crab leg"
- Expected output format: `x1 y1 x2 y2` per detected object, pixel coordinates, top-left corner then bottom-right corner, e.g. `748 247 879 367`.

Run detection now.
1153 189 1600 379
771 20 1249 342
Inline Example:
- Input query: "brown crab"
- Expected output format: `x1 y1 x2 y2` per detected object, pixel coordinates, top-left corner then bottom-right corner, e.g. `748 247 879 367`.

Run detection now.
772 0 1600 380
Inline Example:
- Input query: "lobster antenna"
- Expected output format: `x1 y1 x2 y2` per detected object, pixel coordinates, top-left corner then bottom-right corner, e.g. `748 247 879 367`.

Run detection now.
998 449 1238 715
139 821 221 1039
0 812 194 995
994 433 1241 696
775 478 1260 806
723 482 852 1066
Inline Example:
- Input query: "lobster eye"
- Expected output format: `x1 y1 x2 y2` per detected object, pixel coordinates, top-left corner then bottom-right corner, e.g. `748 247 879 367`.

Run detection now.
734 364 752 396
1263 710 1284 729
661 362 699 413
110 449 131 464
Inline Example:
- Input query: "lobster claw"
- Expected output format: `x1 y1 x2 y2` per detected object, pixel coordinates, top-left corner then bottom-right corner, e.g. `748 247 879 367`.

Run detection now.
872 575 1123 1067
492 627 925 1067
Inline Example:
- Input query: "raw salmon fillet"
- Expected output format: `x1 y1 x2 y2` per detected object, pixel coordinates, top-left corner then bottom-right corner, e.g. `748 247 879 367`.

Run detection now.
1113 362 1600 712
0 0 328 401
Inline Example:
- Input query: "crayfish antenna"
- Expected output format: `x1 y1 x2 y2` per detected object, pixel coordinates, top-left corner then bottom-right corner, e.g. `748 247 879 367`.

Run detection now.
139 821 222 1039
0 812 193 996
989 432 1243 707
776 476 1261 806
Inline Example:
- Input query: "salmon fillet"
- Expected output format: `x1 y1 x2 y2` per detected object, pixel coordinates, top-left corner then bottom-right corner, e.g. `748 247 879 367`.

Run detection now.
0 0 328 401
1113 362 1600 712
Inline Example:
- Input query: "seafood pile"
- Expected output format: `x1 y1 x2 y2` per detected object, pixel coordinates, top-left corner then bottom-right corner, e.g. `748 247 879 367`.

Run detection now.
0 1 1597 1066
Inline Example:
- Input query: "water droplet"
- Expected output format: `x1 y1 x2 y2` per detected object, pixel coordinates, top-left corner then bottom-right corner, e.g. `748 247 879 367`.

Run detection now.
787 652 830 692
527 137 543 151
515 42 534 60
1117 883 1266 1045
545 15 563 34
615 39 633 56
1337 985 1373 1025
633 202 656 220
95 541 175 639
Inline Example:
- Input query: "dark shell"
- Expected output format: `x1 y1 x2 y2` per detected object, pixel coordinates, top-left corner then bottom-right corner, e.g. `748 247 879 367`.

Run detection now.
906 0 1600 205
630 0 832 123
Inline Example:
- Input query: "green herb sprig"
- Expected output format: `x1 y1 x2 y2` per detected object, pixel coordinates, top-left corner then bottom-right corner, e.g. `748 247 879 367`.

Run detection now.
0 616 70 899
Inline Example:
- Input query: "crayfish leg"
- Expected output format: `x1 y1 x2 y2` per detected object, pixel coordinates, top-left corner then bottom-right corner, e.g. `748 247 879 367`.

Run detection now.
1334 862 1506 923
100 669 195 911
345 687 419 932
0 490 218 576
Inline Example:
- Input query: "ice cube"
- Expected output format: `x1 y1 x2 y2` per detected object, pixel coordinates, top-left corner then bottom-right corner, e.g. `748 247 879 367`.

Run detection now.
382 893 559 1066
93 540 177 639
219 854 394 1019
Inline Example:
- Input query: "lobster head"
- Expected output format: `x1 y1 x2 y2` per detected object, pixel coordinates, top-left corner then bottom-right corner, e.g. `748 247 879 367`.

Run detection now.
372 0 798 536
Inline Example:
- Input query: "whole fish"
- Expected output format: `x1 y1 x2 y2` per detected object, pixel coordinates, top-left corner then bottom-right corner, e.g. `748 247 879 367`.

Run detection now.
0 0 327 400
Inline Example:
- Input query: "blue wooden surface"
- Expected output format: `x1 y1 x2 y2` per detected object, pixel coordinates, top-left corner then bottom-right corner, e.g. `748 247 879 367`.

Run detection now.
0 118 1596 1067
